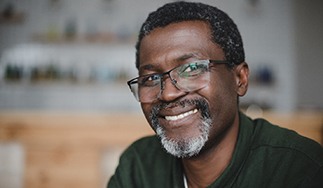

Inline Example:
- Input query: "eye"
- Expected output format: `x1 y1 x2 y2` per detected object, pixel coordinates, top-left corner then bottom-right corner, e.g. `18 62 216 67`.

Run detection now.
139 74 161 87
179 62 207 78
183 63 198 72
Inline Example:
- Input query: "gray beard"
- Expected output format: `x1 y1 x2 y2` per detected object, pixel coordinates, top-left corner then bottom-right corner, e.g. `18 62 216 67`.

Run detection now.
150 99 212 158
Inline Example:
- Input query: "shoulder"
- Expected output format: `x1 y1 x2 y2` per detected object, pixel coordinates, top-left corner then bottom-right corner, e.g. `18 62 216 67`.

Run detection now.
108 136 178 188
118 136 163 163
246 117 323 186
251 117 323 165
123 135 164 157
236 114 323 187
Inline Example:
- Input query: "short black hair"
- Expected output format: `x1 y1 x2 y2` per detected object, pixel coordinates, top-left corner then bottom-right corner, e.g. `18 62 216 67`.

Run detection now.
135 1 245 69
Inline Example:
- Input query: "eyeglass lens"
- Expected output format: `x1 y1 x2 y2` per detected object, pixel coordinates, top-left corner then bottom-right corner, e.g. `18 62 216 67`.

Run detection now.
129 60 212 103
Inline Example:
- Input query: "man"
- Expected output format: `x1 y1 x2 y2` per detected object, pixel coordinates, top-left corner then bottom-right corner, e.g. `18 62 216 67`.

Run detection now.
108 1 323 187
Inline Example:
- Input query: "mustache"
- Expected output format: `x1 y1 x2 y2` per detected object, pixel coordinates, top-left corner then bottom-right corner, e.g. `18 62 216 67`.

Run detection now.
150 98 210 124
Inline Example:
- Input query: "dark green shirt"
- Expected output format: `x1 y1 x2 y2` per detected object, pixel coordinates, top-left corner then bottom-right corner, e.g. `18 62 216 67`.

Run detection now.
108 113 323 187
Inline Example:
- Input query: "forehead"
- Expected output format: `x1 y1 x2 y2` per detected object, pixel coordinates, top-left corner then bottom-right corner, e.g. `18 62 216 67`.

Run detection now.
139 21 224 72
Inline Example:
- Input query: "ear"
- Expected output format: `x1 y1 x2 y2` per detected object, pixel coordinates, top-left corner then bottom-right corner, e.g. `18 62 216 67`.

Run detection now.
234 62 249 96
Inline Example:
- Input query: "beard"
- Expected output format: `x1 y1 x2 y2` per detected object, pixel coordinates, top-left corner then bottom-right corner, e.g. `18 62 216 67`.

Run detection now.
150 98 212 158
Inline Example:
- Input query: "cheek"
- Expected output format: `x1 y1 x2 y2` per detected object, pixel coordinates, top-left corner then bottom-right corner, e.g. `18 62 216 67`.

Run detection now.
141 103 160 132
199 78 238 139
200 73 237 114
141 104 152 123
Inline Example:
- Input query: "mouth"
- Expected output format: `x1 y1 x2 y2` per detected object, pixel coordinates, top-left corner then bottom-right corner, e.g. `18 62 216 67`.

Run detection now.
164 108 198 121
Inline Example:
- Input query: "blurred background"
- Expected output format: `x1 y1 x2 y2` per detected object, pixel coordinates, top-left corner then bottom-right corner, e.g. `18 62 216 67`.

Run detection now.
0 0 322 188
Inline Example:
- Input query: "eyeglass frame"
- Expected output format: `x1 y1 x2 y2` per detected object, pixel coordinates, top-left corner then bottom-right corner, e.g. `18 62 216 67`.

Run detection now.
127 59 235 103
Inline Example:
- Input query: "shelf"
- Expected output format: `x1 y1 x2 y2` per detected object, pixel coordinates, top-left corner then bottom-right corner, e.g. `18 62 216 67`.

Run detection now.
0 12 25 24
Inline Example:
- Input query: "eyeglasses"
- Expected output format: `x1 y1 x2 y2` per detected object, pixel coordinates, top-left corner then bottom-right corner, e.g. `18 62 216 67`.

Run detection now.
127 59 233 103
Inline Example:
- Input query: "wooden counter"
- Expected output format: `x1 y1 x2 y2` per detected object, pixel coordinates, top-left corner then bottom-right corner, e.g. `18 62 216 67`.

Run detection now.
0 111 322 188
0 112 153 188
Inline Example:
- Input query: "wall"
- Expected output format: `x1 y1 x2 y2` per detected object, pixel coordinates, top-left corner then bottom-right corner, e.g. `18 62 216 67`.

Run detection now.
0 0 171 52
213 0 296 111
1 0 322 112
294 0 323 110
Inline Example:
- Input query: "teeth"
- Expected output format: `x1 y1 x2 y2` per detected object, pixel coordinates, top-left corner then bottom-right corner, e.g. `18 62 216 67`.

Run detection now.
165 109 198 121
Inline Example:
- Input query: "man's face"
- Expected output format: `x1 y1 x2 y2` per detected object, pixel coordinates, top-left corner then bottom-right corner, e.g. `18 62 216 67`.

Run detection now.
138 21 244 158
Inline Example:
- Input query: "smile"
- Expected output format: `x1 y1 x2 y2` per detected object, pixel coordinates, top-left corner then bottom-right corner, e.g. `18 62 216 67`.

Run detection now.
165 109 198 121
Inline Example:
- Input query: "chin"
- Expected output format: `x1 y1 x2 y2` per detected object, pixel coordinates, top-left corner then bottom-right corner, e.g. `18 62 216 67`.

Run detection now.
156 117 212 158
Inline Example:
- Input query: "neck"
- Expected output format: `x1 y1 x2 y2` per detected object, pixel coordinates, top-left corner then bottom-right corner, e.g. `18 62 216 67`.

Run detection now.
181 112 240 188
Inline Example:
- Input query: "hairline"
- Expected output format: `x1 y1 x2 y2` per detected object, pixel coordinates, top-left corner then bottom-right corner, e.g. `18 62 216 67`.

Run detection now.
136 19 223 69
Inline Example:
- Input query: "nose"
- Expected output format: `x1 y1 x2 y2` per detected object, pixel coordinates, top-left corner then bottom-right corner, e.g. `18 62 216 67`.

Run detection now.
158 76 186 102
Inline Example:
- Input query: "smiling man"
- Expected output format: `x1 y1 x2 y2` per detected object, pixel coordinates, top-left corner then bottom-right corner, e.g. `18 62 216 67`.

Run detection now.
108 2 323 188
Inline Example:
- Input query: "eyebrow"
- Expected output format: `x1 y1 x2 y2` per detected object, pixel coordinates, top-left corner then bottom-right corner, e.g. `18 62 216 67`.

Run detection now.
139 64 154 72
138 52 202 73
176 52 200 62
